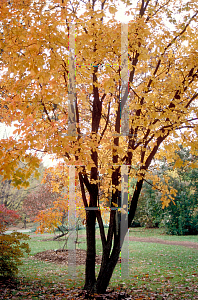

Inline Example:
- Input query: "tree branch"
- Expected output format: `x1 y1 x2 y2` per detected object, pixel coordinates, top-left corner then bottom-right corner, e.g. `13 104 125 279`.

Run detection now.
99 101 110 144
95 210 106 248
79 172 88 207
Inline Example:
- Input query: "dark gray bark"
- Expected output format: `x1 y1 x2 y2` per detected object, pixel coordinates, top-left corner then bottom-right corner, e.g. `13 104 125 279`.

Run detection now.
84 209 96 291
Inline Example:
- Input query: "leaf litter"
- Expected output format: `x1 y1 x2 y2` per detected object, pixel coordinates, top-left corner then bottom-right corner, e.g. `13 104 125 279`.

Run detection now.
1 239 197 299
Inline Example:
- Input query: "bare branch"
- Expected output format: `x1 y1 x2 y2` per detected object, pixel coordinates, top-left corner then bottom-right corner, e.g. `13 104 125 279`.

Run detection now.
95 210 106 248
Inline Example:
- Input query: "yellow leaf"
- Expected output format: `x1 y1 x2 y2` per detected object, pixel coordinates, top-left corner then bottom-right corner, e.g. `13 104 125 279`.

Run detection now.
109 5 117 14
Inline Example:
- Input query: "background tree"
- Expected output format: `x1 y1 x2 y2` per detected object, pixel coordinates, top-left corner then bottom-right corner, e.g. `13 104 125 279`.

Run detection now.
0 204 20 232
133 146 198 234
0 163 45 209
22 172 60 225
162 147 198 235
34 163 86 234
0 0 198 294
0 163 45 228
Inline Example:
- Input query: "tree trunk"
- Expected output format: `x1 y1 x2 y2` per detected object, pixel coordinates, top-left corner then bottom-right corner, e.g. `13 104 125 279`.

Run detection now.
84 209 96 292
96 234 120 294
95 179 144 294
24 216 26 229
128 179 144 227
83 175 144 294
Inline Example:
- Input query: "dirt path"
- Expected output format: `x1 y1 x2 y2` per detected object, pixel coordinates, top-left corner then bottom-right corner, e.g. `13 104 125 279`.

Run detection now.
79 235 198 250
128 236 198 249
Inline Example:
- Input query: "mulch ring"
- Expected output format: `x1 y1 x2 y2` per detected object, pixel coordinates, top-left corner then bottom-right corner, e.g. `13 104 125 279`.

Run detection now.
32 249 129 266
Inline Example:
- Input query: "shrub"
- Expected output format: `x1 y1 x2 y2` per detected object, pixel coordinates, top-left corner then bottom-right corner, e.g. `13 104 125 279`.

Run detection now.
0 232 30 278
0 205 30 278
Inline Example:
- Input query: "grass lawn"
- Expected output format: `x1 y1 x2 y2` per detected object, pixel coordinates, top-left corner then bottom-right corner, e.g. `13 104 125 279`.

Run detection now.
1 227 198 299
129 227 198 243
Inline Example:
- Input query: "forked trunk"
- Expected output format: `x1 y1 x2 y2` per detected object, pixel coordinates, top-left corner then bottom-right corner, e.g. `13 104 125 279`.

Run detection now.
95 238 121 294
84 184 143 294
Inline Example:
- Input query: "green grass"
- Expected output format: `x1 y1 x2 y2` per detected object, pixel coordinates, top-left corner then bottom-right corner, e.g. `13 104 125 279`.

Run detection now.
2 228 198 299
27 234 65 255
129 227 198 243
111 243 198 289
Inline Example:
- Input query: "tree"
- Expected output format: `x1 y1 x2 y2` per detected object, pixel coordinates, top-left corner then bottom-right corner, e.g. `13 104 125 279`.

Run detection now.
34 164 86 235
0 162 45 210
0 0 198 294
34 163 108 246
0 204 20 231
0 162 45 228
34 163 109 239
133 146 198 233
22 172 60 224
162 147 198 235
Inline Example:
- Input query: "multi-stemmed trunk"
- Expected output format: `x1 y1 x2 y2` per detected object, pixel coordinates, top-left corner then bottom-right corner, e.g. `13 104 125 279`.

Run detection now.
83 174 144 294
